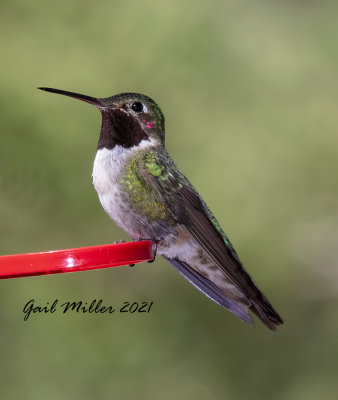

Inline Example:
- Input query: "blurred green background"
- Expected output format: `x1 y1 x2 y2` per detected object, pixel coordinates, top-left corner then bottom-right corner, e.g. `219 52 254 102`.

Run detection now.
1 0 337 399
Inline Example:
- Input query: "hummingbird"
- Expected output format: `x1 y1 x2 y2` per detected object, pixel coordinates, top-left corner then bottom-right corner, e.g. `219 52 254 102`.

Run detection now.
39 87 283 331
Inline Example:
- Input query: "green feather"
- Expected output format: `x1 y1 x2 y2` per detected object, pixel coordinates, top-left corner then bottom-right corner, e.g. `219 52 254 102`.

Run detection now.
121 151 171 221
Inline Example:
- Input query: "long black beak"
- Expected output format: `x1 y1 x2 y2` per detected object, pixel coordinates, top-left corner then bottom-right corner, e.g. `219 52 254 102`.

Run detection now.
38 87 102 107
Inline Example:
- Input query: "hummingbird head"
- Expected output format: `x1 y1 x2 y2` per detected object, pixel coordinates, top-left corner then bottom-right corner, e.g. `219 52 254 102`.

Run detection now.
38 88 165 150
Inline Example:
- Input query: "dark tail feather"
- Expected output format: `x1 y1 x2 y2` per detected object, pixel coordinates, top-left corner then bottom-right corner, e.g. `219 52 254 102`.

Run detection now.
164 257 253 325
250 295 283 331
164 256 283 331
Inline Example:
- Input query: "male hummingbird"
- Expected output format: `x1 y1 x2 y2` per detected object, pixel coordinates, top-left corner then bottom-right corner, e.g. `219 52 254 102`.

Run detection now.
39 87 283 330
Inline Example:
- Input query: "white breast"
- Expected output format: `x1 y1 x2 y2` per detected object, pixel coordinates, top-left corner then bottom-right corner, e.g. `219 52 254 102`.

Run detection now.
92 146 132 194
92 140 154 237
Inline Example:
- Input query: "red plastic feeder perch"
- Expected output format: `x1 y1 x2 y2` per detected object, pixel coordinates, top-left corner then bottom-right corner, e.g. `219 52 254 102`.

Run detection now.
0 241 154 279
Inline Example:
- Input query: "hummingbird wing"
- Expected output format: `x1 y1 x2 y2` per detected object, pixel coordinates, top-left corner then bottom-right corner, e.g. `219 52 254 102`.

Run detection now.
138 150 283 330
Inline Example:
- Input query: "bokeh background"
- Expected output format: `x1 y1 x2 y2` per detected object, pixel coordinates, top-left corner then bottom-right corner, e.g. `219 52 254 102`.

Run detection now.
1 0 337 399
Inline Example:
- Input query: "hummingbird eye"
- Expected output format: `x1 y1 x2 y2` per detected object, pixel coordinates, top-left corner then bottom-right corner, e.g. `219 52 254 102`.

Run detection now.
131 102 144 113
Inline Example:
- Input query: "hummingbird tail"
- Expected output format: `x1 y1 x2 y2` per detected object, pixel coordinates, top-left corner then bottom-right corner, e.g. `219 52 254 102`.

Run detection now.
249 296 283 331
164 257 253 326
164 256 283 331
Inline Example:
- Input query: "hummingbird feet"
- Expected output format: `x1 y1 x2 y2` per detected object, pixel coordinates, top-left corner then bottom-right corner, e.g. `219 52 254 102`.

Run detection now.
111 240 135 266
129 239 135 266
134 238 158 263
148 241 158 263
114 238 157 266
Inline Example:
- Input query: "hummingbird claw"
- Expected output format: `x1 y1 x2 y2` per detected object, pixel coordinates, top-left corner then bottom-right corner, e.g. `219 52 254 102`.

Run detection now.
134 238 157 263
112 239 126 244
148 241 157 263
